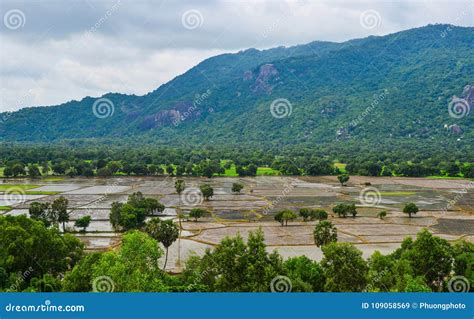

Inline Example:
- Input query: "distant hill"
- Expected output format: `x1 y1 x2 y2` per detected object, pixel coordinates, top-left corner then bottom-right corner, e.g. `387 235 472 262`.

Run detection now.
1 24 473 157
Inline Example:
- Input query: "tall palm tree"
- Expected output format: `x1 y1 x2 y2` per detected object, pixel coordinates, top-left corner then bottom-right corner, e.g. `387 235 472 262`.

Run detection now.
174 179 185 267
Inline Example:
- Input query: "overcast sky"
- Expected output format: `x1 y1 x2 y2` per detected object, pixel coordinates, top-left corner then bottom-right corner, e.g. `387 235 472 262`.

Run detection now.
0 0 472 112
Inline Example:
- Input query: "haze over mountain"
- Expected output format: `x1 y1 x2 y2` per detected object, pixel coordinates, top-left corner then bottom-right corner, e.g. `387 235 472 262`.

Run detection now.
1 24 473 154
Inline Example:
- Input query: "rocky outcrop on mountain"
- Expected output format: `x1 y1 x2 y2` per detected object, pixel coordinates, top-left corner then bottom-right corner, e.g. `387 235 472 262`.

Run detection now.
252 64 278 94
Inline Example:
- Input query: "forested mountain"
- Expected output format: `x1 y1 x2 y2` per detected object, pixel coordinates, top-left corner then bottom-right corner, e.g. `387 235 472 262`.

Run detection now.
1 24 473 159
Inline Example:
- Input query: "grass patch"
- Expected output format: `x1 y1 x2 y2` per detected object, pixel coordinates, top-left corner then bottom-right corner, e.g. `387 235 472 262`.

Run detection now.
380 191 417 196
334 162 347 173
0 184 39 191
0 206 12 211
24 191 60 195
426 175 473 180
223 165 238 177
42 177 65 182
257 167 280 176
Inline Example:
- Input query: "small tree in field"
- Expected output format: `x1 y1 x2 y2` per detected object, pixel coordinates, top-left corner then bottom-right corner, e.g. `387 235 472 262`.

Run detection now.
299 208 312 221
189 208 208 222
314 220 338 247
313 209 328 221
52 196 69 231
200 184 214 201
274 209 297 226
337 174 350 186
175 179 185 196
75 216 91 232
145 218 179 270
403 203 419 218
378 211 387 220
232 183 244 194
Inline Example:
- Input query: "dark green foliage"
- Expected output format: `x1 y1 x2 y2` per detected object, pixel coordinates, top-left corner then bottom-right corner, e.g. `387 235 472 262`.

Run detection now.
145 219 179 269
231 183 244 194
314 221 338 247
403 202 419 218
321 243 368 292
283 256 325 292
274 209 297 226
52 196 69 231
27 164 41 178
189 208 208 221
182 229 284 292
337 174 349 186
74 215 91 232
199 184 214 200
62 253 102 292
0 215 83 291
333 203 357 218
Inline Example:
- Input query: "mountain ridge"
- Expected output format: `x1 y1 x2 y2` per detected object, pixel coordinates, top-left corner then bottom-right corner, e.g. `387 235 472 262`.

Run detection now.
1 24 473 159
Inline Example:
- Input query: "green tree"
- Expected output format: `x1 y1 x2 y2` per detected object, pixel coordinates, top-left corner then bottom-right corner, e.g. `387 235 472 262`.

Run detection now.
299 208 312 221
189 208 207 221
62 253 102 292
175 179 185 196
200 184 214 201
27 164 41 178
284 256 325 292
403 203 419 218
90 230 168 292
0 215 83 289
337 174 349 186
378 211 387 220
332 203 357 218
314 221 338 247
52 196 69 231
321 243 368 292
75 216 91 232
231 183 244 194
274 209 297 226
29 202 53 227
145 219 179 270
12 163 26 177
400 229 453 290
313 209 328 221
109 202 123 231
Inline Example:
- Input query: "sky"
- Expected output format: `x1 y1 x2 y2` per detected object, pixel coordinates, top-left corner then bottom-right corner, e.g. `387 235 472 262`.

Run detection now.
0 0 473 112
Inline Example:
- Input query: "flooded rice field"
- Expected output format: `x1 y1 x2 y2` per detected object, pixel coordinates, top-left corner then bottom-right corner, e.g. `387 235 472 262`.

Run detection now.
1 175 473 272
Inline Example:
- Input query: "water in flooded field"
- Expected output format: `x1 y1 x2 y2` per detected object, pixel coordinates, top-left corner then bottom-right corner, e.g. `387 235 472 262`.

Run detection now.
1 176 473 272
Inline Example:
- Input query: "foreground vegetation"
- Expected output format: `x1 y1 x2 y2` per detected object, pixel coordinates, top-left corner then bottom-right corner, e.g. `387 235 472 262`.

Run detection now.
0 213 472 292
